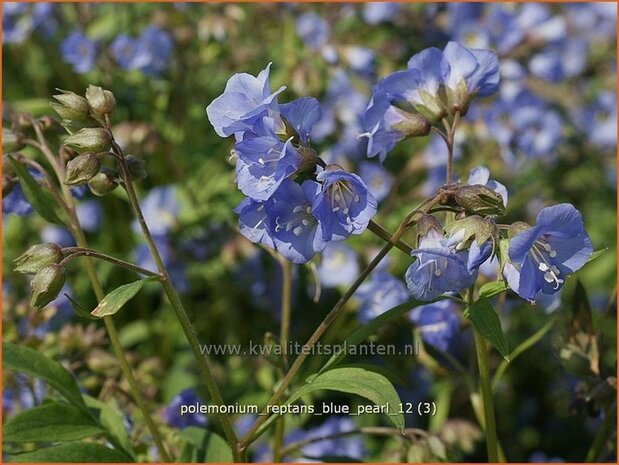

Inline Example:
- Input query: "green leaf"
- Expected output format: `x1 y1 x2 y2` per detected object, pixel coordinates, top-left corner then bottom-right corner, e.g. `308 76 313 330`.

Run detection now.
321 298 441 373
9 442 133 462
65 293 101 320
8 156 64 225
84 395 135 460
288 367 404 432
479 281 509 299
3 343 87 410
585 248 608 265
466 298 510 360
3 402 104 443
177 427 233 463
91 279 150 317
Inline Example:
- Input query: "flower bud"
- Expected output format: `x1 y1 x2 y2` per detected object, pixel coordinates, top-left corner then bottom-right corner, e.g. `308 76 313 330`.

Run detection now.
29 264 66 310
454 184 505 216
50 90 90 121
85 85 116 117
508 221 531 239
64 128 112 154
64 153 101 186
125 155 147 181
87 166 118 196
414 88 447 122
390 108 431 138
446 79 473 116
416 214 443 240
445 215 498 251
3 127 24 152
14 243 64 275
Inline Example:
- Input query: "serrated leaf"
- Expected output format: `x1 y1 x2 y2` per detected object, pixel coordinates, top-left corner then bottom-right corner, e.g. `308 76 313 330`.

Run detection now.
467 298 510 360
178 427 233 463
3 402 104 442
3 343 87 410
479 281 508 299
91 279 150 317
8 156 64 224
288 367 404 432
8 442 132 463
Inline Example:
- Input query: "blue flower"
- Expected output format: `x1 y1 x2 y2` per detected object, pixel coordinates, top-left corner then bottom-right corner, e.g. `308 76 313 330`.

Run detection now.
2 3 30 44
111 26 173 76
360 88 409 162
573 91 617 148
466 165 508 207
356 271 409 323
234 119 301 201
207 63 285 138
235 197 275 248
60 30 96 74
342 46 375 77
41 226 75 248
76 200 101 233
134 235 188 293
408 299 460 352
358 161 393 203
317 242 359 288
295 12 330 50
378 41 499 120
405 227 477 301
134 186 179 237
362 3 400 25
266 179 327 264
507 203 592 302
2 184 33 217
162 389 207 429
312 165 377 242
297 416 363 460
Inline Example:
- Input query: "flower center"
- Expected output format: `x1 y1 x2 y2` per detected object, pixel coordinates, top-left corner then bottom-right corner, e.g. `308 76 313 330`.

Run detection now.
275 205 315 237
530 238 563 289
328 180 360 218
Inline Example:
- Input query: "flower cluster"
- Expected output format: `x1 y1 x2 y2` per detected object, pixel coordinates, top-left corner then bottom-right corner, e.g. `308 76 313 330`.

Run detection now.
57 25 173 75
207 64 377 263
362 41 500 161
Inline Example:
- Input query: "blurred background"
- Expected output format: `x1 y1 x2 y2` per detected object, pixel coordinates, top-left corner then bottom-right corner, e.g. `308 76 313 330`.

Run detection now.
2 2 617 462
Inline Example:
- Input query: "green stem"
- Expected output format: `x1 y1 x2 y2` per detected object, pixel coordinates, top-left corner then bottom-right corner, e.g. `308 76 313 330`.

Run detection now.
60 247 161 277
470 288 500 464
367 220 413 255
585 407 614 462
239 211 418 449
492 315 557 391
442 111 460 184
33 122 171 462
108 136 241 460
273 257 292 462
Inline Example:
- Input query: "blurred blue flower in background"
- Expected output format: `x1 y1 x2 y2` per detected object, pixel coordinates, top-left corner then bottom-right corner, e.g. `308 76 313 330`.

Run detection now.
408 299 460 352
60 30 96 73
40 226 75 248
162 389 207 429
134 186 179 237
295 12 330 50
356 270 409 323
3 184 33 217
111 26 173 76
317 242 359 288
362 2 400 25
76 200 102 233
358 161 393 203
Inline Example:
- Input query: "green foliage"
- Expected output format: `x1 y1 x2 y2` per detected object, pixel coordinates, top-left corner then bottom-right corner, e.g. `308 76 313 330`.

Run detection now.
289 367 405 431
8 442 133 463
466 298 510 360
91 278 154 317
177 427 233 463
